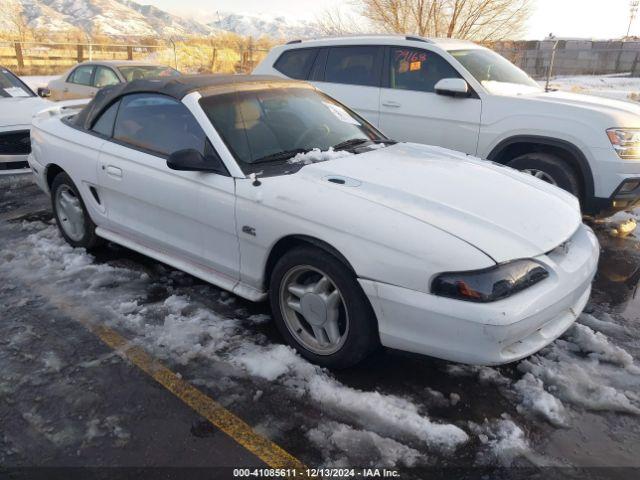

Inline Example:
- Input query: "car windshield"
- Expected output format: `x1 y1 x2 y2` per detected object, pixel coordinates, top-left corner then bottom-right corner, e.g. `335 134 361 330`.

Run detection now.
0 68 34 98
450 48 542 94
117 65 180 82
199 87 386 173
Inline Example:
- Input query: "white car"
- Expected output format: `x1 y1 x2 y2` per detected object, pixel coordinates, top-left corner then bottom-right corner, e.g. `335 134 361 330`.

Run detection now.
0 67 50 174
255 35 640 216
28 75 599 368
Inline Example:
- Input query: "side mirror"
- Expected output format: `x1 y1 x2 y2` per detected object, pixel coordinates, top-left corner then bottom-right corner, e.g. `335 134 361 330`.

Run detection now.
37 87 51 98
434 78 469 97
167 148 226 174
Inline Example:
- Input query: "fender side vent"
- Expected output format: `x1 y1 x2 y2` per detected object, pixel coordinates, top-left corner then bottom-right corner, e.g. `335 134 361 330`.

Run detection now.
89 186 101 205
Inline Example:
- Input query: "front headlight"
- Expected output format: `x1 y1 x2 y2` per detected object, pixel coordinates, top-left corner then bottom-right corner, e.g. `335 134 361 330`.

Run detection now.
431 259 549 303
607 129 640 159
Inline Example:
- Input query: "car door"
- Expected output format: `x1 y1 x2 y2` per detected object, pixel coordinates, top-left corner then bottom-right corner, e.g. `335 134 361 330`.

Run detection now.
309 45 383 127
61 65 97 100
95 93 239 279
378 46 482 155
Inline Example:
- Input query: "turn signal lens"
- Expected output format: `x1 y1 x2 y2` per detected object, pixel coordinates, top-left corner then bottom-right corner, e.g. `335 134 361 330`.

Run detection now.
607 129 640 159
431 260 549 303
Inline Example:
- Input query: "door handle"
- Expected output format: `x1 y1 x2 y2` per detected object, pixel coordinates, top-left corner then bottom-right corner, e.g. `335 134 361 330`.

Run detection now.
63 88 69 93
105 165 122 178
381 101 401 108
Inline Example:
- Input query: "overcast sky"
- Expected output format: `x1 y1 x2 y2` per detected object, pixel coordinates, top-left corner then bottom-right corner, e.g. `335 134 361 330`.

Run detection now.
146 0 640 40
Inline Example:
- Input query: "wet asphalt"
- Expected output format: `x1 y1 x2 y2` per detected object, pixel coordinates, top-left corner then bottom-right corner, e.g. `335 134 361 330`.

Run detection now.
1 174 640 479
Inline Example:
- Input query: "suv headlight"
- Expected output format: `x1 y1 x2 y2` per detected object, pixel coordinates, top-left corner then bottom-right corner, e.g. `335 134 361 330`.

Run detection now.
431 259 549 303
607 129 640 159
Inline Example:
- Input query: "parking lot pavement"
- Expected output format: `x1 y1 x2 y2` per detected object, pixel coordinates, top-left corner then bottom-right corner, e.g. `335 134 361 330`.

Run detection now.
2 174 640 476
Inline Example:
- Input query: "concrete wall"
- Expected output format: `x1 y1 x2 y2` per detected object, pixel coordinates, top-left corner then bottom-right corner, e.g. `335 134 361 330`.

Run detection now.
490 40 640 78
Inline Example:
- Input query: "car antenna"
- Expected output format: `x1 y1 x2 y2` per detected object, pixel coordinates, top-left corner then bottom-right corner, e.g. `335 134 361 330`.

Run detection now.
249 172 262 186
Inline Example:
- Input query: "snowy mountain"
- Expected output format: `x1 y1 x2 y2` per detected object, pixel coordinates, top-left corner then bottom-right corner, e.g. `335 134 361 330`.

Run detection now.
0 0 322 39
207 12 322 40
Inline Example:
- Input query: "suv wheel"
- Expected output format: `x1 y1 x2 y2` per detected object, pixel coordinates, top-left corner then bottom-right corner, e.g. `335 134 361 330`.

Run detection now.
269 246 379 369
508 152 581 199
51 172 102 249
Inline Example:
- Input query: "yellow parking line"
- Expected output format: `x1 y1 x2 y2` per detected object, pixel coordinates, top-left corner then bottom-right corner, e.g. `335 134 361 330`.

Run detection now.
48 295 307 473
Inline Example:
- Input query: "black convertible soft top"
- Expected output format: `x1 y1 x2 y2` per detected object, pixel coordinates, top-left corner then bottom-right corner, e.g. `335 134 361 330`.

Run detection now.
72 74 299 130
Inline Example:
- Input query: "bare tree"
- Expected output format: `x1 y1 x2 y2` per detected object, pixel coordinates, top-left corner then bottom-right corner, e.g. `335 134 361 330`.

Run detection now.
318 0 533 41
4 0 31 42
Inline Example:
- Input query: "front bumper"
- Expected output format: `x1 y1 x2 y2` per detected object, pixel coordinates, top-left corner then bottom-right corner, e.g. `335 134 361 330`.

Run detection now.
359 224 599 365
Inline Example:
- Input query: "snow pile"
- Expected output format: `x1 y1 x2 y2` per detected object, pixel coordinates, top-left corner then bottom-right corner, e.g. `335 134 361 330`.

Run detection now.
469 417 529 467
513 373 568 427
307 421 422 468
288 148 353 165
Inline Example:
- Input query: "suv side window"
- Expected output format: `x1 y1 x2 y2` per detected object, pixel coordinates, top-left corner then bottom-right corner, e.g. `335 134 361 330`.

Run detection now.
68 66 95 86
91 100 120 137
324 46 382 87
113 93 210 158
94 66 120 88
274 48 319 80
388 47 461 93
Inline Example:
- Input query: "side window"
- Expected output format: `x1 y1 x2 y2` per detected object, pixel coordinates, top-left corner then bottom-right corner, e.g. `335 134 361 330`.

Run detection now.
113 94 210 158
68 66 94 86
91 100 120 137
325 46 382 87
274 48 318 80
389 47 461 93
93 66 120 88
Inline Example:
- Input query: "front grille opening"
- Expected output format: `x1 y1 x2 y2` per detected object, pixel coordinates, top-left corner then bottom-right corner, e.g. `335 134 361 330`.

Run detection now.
0 130 31 155
0 161 29 170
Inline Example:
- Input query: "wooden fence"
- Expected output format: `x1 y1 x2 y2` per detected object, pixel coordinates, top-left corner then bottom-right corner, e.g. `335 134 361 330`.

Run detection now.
0 40 268 75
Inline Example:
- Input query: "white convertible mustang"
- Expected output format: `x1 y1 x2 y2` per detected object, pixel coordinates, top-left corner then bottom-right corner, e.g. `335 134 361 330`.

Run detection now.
29 75 599 368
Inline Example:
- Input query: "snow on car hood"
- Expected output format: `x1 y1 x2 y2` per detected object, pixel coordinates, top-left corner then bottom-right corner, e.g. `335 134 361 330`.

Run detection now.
298 143 582 263
0 97 50 128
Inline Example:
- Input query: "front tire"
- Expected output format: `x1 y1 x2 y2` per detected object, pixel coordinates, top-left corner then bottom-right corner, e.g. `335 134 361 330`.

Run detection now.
51 172 102 249
508 152 581 200
269 246 379 369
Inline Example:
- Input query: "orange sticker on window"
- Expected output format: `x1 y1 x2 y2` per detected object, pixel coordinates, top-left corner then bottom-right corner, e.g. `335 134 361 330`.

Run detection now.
409 61 421 71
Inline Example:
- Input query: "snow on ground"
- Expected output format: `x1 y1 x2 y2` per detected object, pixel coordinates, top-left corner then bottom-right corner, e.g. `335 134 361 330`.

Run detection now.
0 222 471 465
544 73 640 103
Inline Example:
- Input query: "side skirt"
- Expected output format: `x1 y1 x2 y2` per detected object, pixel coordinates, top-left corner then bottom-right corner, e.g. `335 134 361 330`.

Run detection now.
95 227 267 302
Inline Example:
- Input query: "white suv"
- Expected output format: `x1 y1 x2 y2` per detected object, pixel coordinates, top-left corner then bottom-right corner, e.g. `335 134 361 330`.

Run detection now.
254 35 640 216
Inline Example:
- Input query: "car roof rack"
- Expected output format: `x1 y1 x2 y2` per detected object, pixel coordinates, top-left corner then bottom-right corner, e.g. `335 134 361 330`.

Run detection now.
286 39 302 44
405 36 433 43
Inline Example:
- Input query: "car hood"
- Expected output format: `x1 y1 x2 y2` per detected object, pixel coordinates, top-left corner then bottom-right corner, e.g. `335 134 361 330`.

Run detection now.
521 90 640 121
297 143 581 263
0 97 50 128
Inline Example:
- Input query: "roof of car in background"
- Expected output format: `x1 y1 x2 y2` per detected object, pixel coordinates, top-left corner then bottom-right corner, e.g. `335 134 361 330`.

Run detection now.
72 74 303 130
75 60 173 67
281 35 481 51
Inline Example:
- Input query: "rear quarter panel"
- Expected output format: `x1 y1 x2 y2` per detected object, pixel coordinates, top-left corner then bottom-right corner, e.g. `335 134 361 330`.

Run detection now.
31 114 105 223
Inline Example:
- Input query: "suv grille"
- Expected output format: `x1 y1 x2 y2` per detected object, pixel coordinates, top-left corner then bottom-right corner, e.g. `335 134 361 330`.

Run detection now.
0 130 31 155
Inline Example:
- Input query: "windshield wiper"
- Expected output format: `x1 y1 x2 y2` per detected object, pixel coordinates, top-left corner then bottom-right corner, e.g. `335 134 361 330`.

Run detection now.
332 138 371 151
333 138 396 151
253 148 311 164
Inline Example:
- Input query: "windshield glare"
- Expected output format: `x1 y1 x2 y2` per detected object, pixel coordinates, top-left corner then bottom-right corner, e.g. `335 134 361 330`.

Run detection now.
450 49 541 94
0 68 34 98
117 66 180 82
199 87 384 168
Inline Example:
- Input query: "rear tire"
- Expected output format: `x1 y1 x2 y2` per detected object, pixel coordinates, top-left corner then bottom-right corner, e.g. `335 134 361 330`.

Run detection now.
269 246 379 369
508 152 581 200
51 172 103 249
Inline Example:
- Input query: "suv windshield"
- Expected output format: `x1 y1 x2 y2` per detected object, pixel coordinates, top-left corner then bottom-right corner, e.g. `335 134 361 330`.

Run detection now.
0 68 34 98
117 65 180 82
450 49 541 94
199 87 386 173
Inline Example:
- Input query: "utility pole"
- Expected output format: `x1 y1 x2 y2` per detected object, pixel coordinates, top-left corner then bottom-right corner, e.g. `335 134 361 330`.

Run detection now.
628 0 640 38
